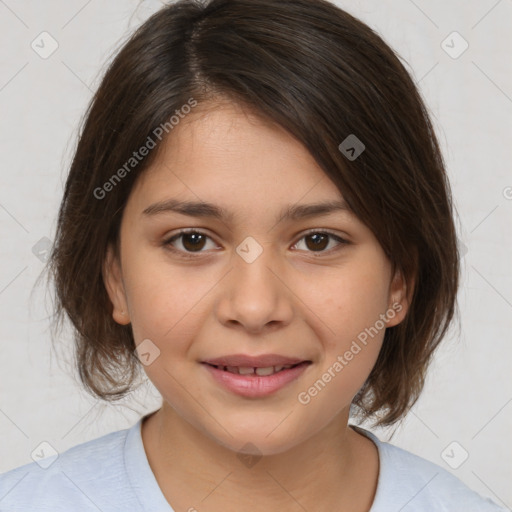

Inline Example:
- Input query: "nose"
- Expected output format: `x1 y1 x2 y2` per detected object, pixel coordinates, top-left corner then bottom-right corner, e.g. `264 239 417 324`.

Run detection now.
215 241 294 334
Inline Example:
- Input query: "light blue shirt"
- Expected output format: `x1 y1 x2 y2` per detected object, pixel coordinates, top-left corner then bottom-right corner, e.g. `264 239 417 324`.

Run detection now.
0 416 506 511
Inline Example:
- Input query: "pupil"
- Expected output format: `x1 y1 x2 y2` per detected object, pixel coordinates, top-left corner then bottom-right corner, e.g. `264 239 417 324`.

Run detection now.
183 233 205 251
307 233 328 251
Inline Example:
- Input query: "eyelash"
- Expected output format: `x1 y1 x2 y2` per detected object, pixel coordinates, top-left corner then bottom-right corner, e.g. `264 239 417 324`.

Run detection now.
162 228 349 259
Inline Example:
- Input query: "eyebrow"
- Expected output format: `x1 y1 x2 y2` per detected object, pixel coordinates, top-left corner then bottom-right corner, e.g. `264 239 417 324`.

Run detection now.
141 198 351 224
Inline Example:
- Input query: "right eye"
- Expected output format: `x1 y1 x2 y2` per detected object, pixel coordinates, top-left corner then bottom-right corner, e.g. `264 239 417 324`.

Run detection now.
162 229 218 258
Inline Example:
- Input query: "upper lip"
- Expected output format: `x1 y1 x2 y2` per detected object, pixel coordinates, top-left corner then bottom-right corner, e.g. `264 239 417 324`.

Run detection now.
202 354 311 368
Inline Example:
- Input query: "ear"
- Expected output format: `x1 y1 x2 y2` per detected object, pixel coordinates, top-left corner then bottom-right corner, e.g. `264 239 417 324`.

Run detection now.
102 243 131 325
385 265 414 328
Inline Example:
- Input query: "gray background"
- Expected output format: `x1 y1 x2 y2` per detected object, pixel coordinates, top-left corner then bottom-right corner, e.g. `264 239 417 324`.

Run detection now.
0 0 511 507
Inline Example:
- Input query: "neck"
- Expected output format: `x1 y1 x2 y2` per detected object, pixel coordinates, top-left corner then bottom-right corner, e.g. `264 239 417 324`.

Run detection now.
141 404 378 512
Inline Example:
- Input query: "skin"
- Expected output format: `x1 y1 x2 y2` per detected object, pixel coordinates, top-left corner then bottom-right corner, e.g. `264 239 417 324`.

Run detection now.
103 100 411 512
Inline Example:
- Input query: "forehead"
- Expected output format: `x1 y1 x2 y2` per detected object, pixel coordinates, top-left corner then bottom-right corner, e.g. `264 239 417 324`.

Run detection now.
128 102 345 216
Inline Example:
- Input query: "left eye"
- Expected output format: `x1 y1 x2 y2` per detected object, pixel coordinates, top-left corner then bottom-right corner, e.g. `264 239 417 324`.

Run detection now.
293 231 348 253
163 229 348 257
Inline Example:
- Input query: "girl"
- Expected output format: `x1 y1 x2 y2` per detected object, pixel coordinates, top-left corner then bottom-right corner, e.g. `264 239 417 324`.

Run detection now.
0 0 506 510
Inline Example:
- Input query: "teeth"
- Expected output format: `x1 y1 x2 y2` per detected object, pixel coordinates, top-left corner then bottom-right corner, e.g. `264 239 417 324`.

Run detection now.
255 366 275 376
215 363 298 375
238 367 255 375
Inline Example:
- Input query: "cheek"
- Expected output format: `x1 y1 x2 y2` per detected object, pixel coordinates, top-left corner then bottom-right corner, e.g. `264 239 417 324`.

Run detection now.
123 249 215 342
302 262 391 342
296 263 389 406
296 269 388 418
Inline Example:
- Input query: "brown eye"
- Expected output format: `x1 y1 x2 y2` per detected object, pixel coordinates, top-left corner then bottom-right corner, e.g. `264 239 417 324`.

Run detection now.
163 229 348 259
163 230 216 257
305 233 329 251
180 232 207 252
293 231 348 254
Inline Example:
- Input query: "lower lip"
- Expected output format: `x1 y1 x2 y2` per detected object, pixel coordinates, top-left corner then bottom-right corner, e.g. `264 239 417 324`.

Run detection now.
202 362 311 398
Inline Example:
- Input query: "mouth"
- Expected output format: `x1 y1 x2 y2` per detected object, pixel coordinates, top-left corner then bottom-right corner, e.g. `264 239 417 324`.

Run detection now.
202 361 309 376
200 359 313 398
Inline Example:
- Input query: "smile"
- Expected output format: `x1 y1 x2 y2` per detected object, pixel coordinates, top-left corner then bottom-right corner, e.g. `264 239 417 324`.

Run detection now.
202 361 311 398
206 363 302 376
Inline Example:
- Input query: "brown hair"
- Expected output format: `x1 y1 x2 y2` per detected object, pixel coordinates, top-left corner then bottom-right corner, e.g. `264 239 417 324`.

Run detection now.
42 0 460 428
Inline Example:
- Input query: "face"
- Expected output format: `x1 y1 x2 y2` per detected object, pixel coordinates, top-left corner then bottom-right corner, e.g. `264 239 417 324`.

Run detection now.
103 101 409 456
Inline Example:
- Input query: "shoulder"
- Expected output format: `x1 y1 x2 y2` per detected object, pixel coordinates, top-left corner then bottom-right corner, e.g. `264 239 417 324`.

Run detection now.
0 424 137 512
352 426 507 512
